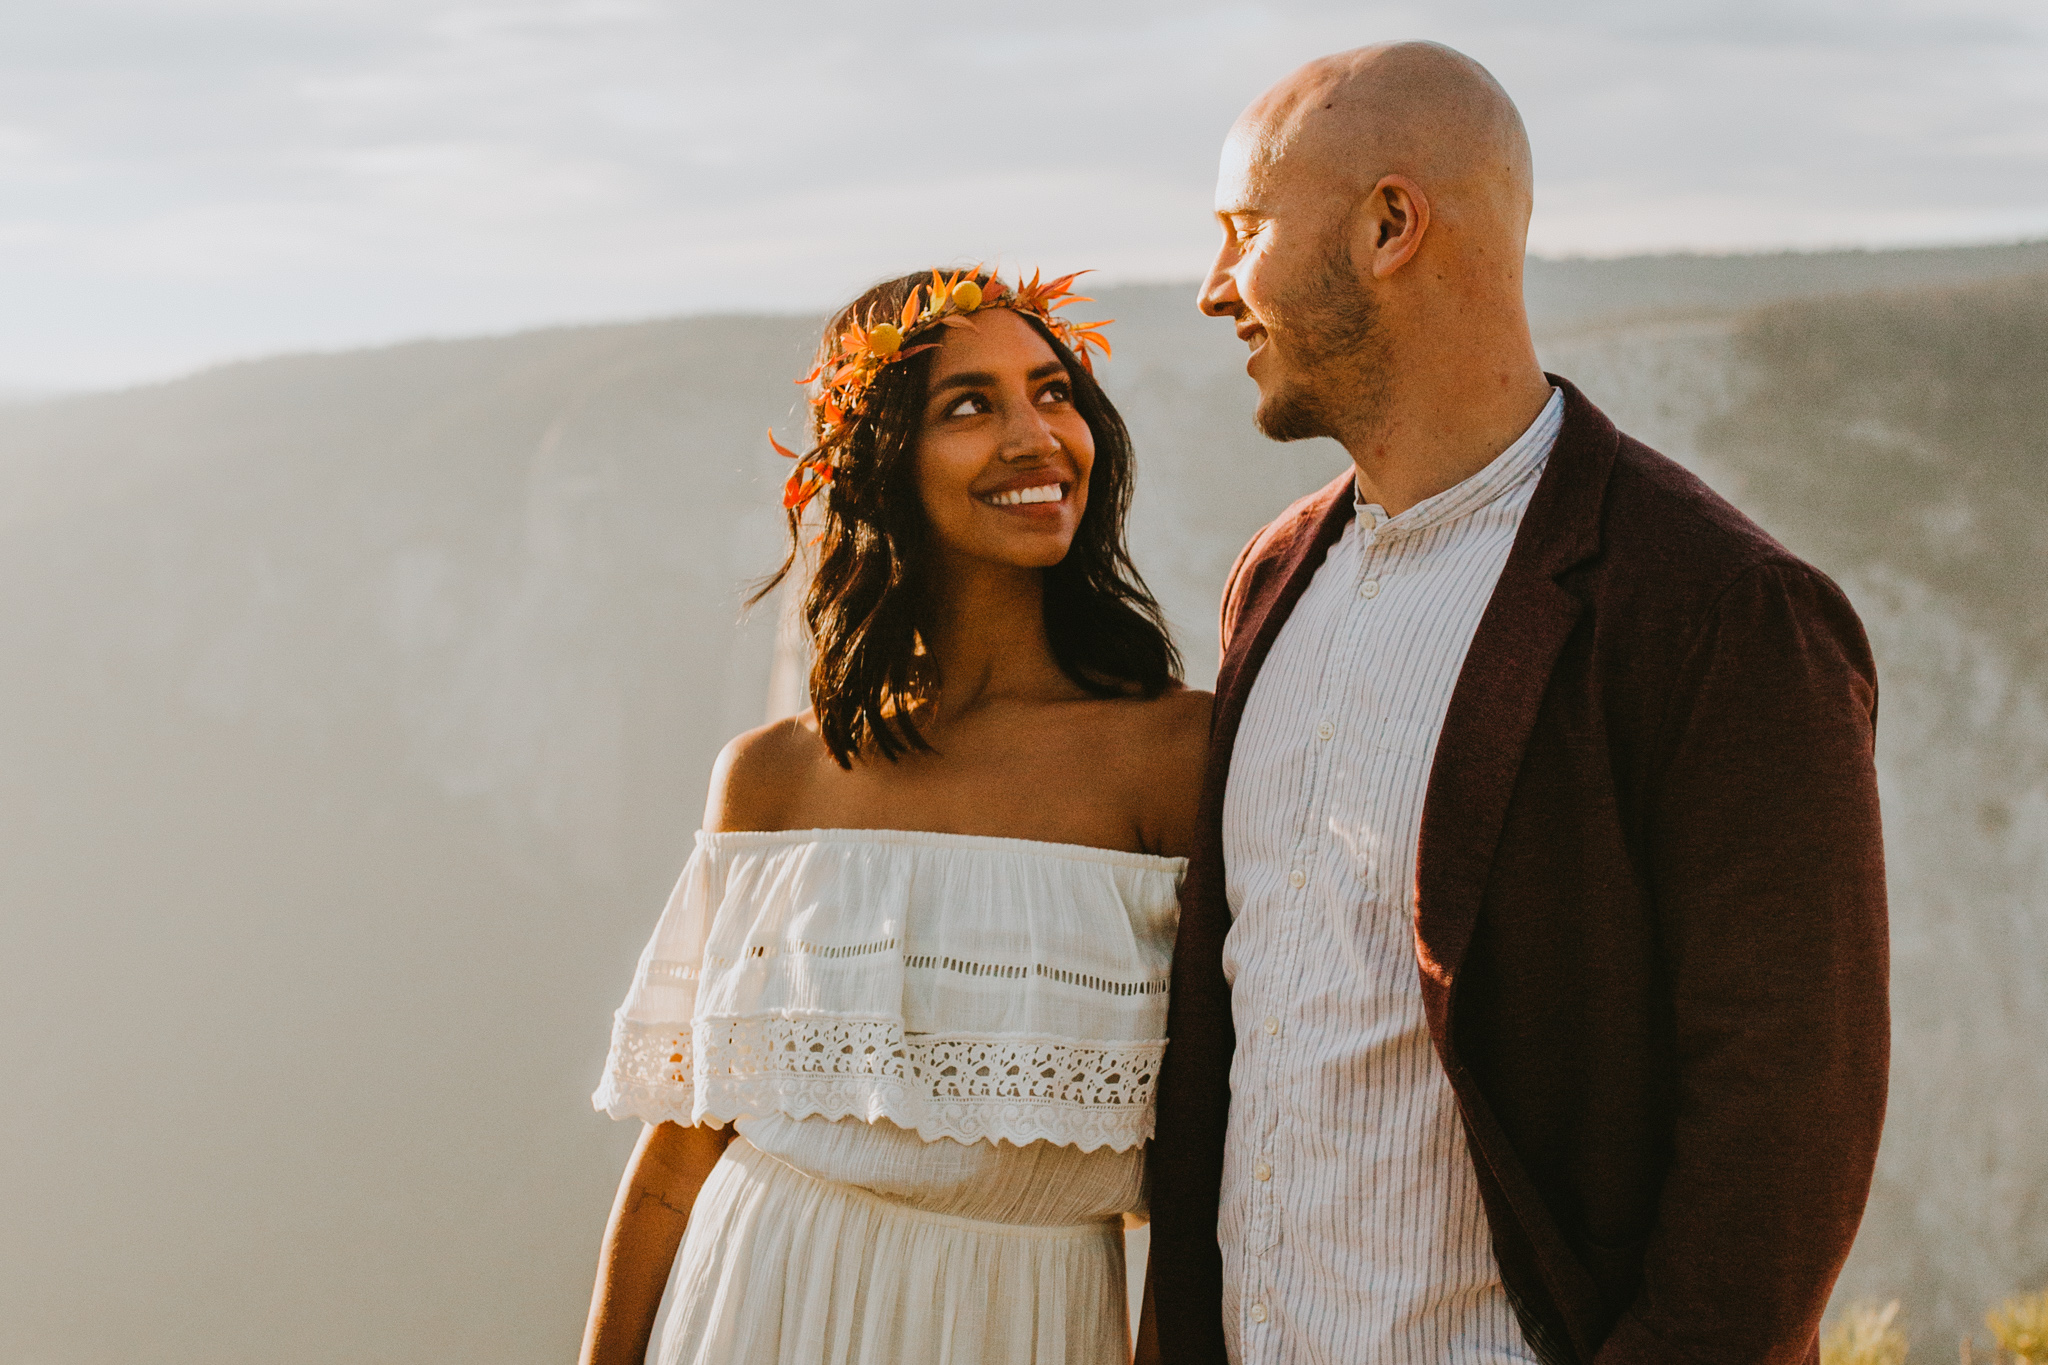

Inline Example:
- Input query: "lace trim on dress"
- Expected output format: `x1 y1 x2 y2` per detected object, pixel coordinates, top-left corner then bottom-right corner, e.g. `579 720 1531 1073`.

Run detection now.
591 1015 698 1128
703 937 902 967
683 940 1168 996
593 1014 1164 1152
901 953 1168 997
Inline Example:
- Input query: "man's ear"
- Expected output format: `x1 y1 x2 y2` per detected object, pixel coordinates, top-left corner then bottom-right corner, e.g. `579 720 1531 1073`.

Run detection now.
1353 174 1430 280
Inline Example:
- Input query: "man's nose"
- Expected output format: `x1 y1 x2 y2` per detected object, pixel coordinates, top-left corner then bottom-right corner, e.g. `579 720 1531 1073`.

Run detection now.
1198 258 1241 318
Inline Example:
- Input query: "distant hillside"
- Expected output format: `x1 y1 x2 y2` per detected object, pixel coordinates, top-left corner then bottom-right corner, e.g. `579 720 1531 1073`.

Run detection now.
1526 238 2048 332
2 246 2044 1362
0 317 822 1364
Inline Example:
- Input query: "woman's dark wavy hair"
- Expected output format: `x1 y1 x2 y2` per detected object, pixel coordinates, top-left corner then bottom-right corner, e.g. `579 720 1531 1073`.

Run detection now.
753 268 1181 768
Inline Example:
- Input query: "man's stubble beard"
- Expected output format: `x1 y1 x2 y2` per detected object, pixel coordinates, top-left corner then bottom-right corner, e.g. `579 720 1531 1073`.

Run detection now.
1253 237 1391 445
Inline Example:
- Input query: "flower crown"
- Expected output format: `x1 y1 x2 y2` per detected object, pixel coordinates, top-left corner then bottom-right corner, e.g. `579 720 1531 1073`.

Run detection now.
768 268 1112 511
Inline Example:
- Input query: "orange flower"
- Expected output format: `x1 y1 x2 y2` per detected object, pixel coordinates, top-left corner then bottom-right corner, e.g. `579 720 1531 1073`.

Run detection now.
770 267 1111 508
769 428 836 511
782 461 834 510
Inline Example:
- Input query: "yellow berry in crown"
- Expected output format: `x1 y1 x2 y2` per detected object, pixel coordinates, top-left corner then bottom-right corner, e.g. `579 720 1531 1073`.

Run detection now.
951 280 983 312
867 323 903 356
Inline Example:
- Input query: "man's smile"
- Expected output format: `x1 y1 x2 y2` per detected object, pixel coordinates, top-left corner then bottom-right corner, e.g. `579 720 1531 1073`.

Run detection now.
1237 320 1270 375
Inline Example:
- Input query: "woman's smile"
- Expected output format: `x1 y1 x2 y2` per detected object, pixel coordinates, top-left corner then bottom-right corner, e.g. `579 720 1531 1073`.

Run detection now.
979 480 1069 509
917 308 1095 568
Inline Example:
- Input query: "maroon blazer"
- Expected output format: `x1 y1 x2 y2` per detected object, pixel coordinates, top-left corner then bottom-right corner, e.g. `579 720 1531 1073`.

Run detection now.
1147 378 1889 1364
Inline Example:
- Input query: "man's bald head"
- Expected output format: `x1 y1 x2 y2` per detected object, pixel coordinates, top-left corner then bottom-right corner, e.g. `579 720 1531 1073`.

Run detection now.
1221 42 1533 251
1201 42 1550 469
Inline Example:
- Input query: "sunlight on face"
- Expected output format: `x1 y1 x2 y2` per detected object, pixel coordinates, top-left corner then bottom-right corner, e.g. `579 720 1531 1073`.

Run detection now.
1202 136 1381 442
914 308 1095 572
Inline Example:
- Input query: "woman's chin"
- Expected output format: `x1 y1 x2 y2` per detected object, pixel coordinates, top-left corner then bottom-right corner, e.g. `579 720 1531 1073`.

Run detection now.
935 510 1082 571
949 536 1077 572
1004 543 1078 570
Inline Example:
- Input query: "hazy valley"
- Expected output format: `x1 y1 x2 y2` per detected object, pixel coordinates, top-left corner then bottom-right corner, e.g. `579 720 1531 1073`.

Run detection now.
3 242 2045 1361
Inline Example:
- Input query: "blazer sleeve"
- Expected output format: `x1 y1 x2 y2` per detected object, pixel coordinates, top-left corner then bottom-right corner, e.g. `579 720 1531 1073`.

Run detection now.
1597 562 1889 1364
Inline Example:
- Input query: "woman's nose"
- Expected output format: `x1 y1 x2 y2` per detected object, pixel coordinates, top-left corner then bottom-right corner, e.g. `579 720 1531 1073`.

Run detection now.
999 402 1062 459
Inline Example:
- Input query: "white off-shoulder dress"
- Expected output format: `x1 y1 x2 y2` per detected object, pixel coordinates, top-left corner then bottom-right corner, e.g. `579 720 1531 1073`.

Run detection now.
592 828 1184 1365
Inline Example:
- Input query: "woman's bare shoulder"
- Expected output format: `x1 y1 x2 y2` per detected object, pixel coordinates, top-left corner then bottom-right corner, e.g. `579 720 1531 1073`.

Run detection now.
1127 685 1214 758
1156 683 1215 730
1113 687 1212 859
703 714 824 832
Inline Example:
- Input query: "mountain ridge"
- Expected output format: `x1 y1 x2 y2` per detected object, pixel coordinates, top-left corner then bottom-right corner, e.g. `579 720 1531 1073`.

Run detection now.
2 242 2043 1361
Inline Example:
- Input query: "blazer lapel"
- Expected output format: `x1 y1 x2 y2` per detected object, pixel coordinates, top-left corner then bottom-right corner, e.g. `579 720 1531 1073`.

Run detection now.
1209 471 1358 781
1414 378 1620 1040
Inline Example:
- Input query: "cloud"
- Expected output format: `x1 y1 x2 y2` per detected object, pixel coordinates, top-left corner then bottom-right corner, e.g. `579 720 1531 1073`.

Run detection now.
2 0 2044 388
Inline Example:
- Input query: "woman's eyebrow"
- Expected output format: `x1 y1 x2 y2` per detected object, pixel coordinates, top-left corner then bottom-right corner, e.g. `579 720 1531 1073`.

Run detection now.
928 361 1066 398
929 370 997 396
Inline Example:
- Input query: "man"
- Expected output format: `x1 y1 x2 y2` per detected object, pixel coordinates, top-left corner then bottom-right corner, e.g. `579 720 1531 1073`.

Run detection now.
1141 42 1889 1365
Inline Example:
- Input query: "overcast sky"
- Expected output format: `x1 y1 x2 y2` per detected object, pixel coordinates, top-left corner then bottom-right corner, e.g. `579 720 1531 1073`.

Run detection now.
4 0 2045 390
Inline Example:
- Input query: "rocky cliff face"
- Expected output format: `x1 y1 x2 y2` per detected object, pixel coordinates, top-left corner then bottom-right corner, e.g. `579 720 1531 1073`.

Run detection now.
1544 272 2048 1348
1711 279 2048 1343
2 248 2042 1361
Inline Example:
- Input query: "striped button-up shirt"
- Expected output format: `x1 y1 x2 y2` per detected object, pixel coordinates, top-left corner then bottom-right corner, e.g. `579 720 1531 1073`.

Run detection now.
1218 389 1563 1364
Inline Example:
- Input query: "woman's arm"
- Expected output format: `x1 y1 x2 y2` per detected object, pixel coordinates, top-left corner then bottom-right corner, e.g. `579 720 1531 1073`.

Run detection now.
581 717 794 1361
578 1120 734 1365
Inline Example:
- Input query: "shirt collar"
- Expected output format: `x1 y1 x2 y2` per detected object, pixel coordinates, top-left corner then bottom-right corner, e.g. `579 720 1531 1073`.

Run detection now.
1353 386 1563 539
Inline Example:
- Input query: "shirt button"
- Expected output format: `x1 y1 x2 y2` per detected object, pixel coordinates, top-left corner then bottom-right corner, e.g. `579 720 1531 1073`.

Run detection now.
1287 868 1306 889
1250 1302 1269 1324
1358 578 1380 599
1254 1160 1272 1181
1315 719 1335 741
1263 1015 1280 1036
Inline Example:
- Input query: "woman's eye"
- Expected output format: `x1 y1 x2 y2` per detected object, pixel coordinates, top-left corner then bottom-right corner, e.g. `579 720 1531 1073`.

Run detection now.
1036 384 1072 406
945 395 987 418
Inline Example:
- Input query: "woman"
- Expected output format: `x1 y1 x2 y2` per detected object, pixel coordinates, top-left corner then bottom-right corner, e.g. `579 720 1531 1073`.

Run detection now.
580 267 1210 1365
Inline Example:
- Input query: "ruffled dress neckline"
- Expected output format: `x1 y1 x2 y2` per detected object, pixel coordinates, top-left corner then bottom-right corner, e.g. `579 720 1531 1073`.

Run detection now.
594 829 1184 1153
701 825 1187 872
